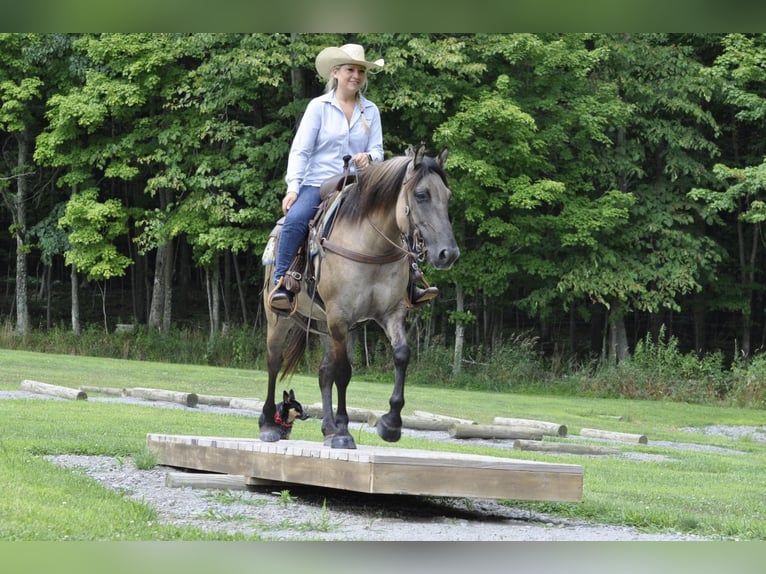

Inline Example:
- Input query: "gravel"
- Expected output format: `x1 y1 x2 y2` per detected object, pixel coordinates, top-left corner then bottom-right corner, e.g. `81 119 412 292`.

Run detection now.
9 389 759 540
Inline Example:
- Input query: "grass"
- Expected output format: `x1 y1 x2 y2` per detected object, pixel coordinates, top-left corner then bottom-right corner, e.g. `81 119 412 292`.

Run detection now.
1 348 765 540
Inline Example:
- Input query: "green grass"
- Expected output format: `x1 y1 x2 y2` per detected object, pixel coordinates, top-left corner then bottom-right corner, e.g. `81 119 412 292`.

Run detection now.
1 348 765 540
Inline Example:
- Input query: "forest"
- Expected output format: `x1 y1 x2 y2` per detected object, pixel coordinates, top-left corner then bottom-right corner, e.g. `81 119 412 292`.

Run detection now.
2 33 766 374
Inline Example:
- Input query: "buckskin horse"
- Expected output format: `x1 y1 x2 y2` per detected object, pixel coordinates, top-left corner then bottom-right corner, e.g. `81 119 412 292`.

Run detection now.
260 145 460 449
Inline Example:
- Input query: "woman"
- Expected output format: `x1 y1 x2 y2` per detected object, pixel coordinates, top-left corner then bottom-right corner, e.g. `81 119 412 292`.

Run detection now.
268 43 437 312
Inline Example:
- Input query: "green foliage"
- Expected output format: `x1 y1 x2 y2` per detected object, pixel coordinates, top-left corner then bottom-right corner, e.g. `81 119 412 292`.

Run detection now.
584 327 727 402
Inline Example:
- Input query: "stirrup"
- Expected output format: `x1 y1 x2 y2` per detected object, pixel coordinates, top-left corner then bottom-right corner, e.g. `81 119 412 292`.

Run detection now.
268 278 295 313
409 285 439 307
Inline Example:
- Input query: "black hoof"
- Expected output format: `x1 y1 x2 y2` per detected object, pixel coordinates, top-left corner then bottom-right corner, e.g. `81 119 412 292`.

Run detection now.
260 427 281 442
377 418 402 442
324 434 357 449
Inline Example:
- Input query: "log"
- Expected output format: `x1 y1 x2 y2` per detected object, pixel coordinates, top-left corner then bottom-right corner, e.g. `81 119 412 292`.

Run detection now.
79 385 126 396
307 403 384 422
513 440 621 456
493 417 567 437
127 387 198 408
448 424 543 441
20 380 87 401
579 428 648 444
228 397 264 411
412 410 475 425
367 413 456 431
196 394 233 407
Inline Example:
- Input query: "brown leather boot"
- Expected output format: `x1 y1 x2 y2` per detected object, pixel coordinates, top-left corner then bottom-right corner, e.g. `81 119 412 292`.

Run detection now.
411 285 439 306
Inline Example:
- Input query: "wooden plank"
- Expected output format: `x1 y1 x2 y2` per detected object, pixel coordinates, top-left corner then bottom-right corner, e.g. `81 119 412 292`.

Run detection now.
146 433 582 503
579 428 648 444
493 417 568 437
448 424 544 441
306 403 384 422
513 440 620 456
20 380 87 400
165 472 251 490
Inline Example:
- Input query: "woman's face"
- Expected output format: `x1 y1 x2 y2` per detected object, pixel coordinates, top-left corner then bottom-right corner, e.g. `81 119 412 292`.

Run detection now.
334 64 367 92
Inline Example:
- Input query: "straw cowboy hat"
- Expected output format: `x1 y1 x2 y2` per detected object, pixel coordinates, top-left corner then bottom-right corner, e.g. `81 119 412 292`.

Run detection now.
315 43 384 80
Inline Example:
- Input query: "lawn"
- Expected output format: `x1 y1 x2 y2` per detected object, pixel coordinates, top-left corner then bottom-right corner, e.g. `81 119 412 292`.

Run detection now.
1 348 765 540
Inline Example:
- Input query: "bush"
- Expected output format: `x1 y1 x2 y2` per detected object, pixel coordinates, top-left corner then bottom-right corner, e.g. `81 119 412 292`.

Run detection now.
729 353 766 408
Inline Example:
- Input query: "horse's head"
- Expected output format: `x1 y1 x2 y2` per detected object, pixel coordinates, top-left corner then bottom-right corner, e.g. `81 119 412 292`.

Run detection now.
399 145 460 270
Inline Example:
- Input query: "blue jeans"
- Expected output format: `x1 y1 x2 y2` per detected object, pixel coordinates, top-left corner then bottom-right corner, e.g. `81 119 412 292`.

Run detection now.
274 185 321 286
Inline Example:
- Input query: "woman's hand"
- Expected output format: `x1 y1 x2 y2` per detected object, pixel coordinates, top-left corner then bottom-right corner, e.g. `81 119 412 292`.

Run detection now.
353 152 371 169
282 191 298 215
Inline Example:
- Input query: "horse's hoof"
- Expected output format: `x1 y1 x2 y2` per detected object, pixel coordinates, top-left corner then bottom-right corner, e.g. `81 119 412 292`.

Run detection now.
376 419 402 443
260 428 281 442
324 434 357 449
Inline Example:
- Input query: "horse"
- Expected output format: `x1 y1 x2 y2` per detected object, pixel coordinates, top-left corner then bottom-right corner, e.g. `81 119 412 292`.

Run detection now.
259 145 460 449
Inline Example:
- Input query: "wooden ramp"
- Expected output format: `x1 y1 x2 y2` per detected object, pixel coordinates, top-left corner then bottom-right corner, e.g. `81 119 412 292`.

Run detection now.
146 434 583 502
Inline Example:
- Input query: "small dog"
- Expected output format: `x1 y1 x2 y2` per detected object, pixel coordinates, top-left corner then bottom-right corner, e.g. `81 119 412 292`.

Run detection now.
274 389 309 439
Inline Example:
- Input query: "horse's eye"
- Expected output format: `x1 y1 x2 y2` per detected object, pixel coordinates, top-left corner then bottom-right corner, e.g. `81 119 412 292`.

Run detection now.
414 188 430 203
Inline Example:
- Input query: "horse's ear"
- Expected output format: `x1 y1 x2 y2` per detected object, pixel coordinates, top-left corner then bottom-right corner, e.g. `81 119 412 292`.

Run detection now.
413 144 427 168
437 147 449 167
404 146 415 158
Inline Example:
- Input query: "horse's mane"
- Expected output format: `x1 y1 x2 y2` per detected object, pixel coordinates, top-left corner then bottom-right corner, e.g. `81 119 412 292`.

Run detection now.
337 154 448 224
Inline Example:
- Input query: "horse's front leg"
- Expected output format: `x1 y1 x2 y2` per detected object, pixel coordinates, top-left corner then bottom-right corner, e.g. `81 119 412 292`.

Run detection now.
377 314 409 443
259 315 289 442
320 325 356 449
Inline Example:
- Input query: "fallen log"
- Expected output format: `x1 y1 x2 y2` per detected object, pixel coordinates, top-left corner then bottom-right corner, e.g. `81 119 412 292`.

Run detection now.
367 413 456 431
79 385 126 397
307 403 384 422
579 428 648 444
196 394 233 407
228 397 264 411
493 417 567 437
513 440 620 456
20 380 87 401
412 410 475 426
127 387 198 408
448 424 543 441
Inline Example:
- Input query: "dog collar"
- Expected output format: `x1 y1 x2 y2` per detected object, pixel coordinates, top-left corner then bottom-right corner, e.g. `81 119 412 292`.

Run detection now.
274 412 293 428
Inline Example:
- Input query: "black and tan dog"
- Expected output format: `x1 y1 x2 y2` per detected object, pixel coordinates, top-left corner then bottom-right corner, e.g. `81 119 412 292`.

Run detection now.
273 389 310 439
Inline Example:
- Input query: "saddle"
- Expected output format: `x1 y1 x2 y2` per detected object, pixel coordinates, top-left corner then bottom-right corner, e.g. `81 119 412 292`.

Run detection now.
262 172 357 302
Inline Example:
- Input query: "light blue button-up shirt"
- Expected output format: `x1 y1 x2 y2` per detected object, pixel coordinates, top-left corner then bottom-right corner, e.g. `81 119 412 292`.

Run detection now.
285 90 384 194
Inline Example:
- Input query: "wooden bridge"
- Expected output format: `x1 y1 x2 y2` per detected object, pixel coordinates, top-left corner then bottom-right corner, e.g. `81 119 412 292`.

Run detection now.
146 433 583 502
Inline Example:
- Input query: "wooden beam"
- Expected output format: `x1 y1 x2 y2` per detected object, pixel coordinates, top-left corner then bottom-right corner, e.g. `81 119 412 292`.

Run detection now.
306 403 384 423
20 380 87 400
513 440 620 456
493 417 567 437
127 387 198 408
147 434 583 503
448 424 544 441
579 428 648 444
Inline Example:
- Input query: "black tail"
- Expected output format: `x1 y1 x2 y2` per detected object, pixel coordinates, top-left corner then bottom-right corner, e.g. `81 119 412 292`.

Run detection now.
280 323 308 381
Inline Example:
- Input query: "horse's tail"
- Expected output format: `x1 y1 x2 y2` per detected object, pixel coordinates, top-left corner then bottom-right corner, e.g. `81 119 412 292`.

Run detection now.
280 322 308 381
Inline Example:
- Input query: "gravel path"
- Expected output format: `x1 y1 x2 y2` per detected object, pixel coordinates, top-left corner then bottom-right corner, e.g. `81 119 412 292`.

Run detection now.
9 389 760 540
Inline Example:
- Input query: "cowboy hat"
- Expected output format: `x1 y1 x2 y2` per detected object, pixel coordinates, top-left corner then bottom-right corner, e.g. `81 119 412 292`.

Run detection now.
315 44 384 80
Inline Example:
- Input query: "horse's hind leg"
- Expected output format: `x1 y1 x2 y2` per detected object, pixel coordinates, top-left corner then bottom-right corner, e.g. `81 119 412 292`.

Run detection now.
376 314 409 443
319 324 356 449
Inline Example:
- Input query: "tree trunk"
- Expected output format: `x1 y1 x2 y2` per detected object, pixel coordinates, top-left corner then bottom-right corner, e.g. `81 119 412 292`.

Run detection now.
608 303 630 364
148 240 173 331
452 282 465 375
70 264 81 335
13 131 30 335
